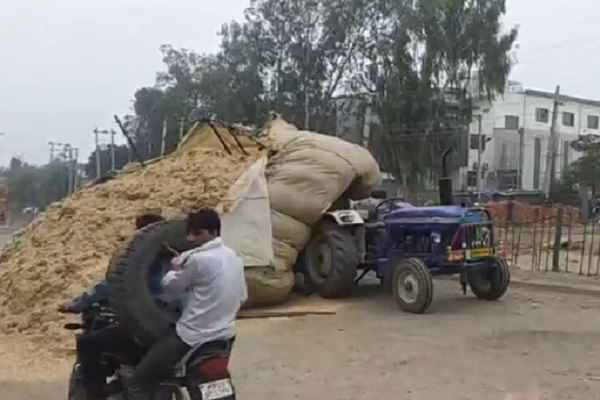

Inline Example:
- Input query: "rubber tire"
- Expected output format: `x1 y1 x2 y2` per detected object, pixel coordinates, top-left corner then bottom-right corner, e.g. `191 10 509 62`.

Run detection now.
304 221 359 299
391 258 434 314
467 257 511 301
107 220 193 346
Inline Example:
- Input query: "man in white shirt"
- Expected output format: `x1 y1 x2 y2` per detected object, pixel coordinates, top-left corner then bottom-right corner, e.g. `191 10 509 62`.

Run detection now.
127 208 247 400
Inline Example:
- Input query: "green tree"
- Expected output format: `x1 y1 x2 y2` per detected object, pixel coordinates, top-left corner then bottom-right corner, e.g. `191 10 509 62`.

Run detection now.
245 0 377 130
355 0 518 190
561 149 600 197
5 158 71 212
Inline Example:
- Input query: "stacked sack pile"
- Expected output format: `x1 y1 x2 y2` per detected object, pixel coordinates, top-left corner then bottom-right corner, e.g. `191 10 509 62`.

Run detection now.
244 116 381 305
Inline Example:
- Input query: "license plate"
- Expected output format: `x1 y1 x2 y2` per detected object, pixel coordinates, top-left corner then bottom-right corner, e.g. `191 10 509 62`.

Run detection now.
469 247 491 259
198 379 234 400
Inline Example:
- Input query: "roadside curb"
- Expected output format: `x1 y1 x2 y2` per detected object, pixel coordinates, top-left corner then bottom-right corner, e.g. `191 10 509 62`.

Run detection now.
510 277 600 297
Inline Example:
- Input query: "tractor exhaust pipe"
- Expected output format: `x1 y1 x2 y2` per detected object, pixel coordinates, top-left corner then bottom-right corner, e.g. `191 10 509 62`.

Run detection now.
439 147 454 206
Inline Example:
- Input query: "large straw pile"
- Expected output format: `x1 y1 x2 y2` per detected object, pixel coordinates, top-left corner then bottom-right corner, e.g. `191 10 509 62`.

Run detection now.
0 146 258 353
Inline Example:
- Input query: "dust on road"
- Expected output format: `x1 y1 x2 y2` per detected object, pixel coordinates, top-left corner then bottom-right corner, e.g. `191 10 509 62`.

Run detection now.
3 280 600 400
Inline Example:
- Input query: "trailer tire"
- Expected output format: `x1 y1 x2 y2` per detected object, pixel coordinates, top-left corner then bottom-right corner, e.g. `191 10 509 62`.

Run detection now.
392 258 434 314
107 220 193 346
468 257 511 301
304 221 359 298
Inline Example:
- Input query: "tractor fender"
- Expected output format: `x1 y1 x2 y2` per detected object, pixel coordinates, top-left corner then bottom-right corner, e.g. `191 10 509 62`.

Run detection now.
322 210 365 263
323 210 365 226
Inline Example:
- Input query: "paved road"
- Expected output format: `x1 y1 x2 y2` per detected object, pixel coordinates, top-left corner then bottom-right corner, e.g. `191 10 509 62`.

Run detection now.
3 280 600 400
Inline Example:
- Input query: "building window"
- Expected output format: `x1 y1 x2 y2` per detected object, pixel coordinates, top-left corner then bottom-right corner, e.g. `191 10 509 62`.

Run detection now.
562 112 575 127
467 171 477 187
535 108 549 123
588 115 599 130
470 134 488 151
505 115 519 130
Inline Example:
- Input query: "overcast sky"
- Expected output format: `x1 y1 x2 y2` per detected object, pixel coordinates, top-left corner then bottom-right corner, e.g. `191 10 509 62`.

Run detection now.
0 0 598 166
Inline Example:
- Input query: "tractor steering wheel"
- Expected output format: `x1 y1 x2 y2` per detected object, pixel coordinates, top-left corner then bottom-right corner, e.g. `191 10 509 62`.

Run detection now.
374 198 404 219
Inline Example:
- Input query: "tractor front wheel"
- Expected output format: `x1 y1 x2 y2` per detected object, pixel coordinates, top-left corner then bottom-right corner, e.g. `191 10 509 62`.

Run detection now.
467 257 511 301
392 258 434 314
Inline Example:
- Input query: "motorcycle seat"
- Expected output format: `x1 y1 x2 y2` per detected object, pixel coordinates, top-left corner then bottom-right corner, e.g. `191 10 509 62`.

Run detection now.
172 337 235 378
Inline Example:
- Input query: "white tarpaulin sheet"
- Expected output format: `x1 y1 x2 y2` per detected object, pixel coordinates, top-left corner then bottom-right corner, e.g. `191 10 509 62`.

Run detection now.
220 157 274 267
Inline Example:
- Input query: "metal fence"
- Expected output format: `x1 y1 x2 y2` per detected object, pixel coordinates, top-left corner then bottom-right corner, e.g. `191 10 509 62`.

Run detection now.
497 208 600 276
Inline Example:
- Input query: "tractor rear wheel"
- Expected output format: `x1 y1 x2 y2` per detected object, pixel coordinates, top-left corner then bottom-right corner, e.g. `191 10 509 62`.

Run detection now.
304 221 359 298
392 258 434 314
467 257 511 301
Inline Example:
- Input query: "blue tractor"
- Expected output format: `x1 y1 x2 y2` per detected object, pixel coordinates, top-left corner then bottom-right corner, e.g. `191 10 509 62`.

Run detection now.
297 151 510 313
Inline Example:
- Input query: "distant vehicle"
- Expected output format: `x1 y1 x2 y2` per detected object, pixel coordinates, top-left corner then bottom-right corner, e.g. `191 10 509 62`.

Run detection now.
22 206 39 215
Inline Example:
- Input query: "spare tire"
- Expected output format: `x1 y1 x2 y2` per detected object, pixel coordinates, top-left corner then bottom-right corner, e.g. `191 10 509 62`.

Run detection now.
107 220 193 346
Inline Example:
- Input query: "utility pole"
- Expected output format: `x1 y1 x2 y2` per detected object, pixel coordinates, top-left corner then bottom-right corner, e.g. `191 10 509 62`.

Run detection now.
544 85 561 198
303 10 314 131
65 145 73 194
161 118 168 156
110 129 116 171
94 128 116 177
179 116 185 141
49 141 65 162
94 128 102 178
476 114 483 201
303 43 310 130
474 108 491 201
362 105 372 148
518 127 525 189
72 147 79 192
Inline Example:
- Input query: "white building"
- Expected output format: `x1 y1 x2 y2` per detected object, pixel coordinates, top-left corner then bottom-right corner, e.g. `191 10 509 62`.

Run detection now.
464 82 600 192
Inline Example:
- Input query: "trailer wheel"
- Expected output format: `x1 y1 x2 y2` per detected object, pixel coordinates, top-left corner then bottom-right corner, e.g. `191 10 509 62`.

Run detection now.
468 257 511 301
392 258 434 314
304 221 359 298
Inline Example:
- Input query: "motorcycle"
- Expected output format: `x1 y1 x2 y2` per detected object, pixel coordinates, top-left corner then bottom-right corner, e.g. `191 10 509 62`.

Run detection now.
64 303 236 400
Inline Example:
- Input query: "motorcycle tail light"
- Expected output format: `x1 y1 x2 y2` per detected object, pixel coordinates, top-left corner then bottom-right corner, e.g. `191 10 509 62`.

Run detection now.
196 357 230 380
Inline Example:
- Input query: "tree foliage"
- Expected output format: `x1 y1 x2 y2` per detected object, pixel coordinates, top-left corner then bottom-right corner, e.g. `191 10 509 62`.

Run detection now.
4 157 71 212
561 147 600 197
123 0 517 191
358 0 518 189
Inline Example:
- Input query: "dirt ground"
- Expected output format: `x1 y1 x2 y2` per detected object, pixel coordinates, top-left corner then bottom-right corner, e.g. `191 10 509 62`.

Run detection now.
2 279 600 400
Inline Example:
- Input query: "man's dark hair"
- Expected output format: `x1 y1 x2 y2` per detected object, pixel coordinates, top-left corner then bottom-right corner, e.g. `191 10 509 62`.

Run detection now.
186 208 221 236
135 213 164 230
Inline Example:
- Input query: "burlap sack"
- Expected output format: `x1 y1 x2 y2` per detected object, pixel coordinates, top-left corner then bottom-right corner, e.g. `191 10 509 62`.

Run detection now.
265 117 381 225
270 210 311 251
243 267 295 307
